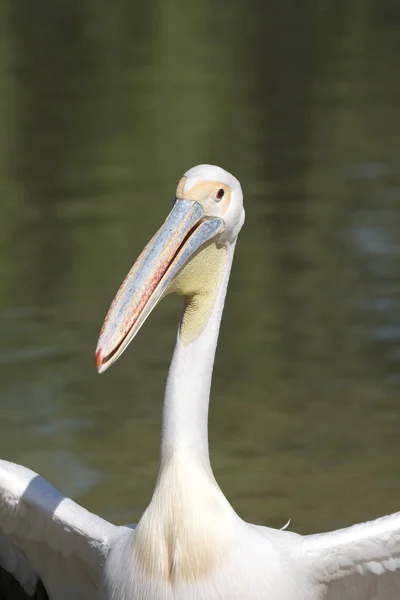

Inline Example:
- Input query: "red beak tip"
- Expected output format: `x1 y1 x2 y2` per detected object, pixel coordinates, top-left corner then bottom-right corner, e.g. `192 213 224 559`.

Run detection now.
95 349 103 371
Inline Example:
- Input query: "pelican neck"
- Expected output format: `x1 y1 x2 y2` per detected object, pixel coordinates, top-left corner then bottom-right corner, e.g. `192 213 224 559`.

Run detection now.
160 242 236 467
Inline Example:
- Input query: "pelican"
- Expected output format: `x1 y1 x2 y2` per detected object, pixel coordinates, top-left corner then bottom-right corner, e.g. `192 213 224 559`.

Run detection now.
1 164 400 600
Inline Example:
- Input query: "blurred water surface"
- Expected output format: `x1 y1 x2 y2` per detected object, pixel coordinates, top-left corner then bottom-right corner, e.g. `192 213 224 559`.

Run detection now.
0 0 399 532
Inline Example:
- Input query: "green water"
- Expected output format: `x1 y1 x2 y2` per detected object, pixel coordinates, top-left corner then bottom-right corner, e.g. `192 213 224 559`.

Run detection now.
0 0 399 534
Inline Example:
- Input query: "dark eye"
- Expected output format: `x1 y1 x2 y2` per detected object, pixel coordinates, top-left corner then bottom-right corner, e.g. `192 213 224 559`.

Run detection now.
216 188 224 201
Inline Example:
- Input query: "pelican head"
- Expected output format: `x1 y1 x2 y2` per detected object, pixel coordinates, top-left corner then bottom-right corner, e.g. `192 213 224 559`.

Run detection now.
96 164 244 373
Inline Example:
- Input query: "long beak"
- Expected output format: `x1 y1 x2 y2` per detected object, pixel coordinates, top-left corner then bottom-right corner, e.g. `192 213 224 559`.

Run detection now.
96 199 224 373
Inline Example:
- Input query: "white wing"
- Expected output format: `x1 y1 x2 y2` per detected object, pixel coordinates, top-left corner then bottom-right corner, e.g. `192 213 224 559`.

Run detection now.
0 459 118 599
303 512 400 599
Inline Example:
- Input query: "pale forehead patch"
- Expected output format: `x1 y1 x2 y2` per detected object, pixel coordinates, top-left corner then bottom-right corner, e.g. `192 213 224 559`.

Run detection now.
176 176 187 199
175 177 232 215
183 164 240 191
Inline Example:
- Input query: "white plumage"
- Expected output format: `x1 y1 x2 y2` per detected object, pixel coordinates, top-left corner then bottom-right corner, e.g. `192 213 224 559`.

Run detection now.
0 460 117 599
0 165 399 600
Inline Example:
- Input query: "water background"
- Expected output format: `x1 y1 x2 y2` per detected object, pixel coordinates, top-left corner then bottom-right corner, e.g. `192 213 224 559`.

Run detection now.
0 0 399 533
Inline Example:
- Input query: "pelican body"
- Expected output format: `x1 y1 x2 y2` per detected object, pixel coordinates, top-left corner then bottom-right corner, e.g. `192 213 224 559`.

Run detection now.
0 165 400 599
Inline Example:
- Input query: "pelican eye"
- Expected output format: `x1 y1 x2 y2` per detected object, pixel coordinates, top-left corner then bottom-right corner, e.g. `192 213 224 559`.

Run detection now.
216 189 224 202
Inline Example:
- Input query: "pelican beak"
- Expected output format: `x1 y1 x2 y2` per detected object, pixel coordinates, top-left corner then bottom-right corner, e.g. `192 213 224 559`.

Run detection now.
96 199 224 373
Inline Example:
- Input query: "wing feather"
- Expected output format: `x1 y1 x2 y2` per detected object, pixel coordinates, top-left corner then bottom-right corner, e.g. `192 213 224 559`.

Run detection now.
0 460 118 599
303 512 400 599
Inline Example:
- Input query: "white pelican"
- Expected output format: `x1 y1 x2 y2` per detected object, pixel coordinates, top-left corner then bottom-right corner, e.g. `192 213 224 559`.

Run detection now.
1 164 400 600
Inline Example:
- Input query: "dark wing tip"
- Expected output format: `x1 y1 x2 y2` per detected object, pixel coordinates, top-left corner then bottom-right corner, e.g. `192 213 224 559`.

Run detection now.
0 564 49 600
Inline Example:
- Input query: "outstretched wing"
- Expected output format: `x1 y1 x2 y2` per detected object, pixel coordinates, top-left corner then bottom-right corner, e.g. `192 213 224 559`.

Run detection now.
303 512 400 599
0 460 118 599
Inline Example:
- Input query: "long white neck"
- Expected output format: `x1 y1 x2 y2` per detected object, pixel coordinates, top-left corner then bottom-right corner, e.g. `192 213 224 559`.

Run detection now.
160 242 236 468
132 242 239 584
